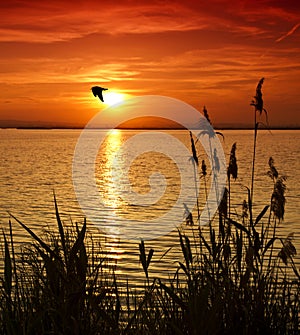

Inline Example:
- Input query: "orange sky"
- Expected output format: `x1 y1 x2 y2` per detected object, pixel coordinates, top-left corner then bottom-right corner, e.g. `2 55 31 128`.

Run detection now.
1 0 300 127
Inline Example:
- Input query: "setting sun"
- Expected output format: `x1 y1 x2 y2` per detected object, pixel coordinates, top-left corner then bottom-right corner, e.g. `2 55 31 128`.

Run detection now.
103 92 126 106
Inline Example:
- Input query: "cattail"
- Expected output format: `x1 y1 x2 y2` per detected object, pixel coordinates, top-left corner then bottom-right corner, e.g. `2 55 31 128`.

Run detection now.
189 131 198 165
271 176 287 221
227 143 238 180
267 157 278 181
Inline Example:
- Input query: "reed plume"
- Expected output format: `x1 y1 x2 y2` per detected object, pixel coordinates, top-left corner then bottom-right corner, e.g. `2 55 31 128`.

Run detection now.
227 142 238 180
227 143 237 217
278 233 297 265
203 105 211 124
250 77 267 116
242 199 248 221
267 156 279 181
266 157 287 221
189 131 200 220
189 131 198 165
183 203 194 226
197 106 224 140
271 175 287 221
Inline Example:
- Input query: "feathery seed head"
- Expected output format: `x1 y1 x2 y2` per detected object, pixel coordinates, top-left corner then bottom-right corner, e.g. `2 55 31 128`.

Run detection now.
189 131 198 165
227 142 238 180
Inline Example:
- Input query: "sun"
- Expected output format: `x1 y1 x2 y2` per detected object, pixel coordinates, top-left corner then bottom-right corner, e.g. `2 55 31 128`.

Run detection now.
103 91 125 106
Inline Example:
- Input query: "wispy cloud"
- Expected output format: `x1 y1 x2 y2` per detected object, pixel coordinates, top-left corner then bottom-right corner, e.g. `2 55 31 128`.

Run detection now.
0 58 139 84
0 2 208 43
276 22 300 42
1 1 297 43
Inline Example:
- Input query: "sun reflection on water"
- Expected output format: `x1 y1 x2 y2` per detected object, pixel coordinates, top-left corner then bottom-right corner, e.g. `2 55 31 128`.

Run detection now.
96 129 124 209
95 130 126 264
96 129 181 225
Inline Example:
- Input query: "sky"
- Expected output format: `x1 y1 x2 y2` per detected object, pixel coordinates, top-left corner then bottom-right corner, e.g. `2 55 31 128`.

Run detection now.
1 0 300 128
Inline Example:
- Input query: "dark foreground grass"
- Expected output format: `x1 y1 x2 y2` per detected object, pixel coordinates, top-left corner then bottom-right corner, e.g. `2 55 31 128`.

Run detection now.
1 79 299 334
1 192 299 335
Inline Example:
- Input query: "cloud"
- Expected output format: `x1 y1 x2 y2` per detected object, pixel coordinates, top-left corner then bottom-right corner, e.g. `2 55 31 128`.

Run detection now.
0 2 208 43
276 22 300 42
2 1 299 43
2 43 300 98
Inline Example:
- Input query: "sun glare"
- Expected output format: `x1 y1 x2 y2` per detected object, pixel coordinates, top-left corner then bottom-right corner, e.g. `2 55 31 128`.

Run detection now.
103 92 125 106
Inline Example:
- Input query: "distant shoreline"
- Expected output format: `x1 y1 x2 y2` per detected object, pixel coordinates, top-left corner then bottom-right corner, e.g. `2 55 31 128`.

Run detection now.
1 126 299 130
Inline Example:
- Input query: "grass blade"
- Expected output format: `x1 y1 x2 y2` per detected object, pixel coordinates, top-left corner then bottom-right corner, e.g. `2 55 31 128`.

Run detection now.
68 219 86 272
146 248 154 269
255 205 270 226
53 192 67 262
159 281 186 310
9 212 60 262
228 218 251 237
2 231 12 297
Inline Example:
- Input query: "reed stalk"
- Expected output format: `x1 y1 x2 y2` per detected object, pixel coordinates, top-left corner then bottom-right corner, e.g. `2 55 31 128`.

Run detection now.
250 77 267 202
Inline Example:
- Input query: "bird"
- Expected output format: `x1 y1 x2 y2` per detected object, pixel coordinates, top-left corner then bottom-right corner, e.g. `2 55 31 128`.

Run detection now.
91 86 108 102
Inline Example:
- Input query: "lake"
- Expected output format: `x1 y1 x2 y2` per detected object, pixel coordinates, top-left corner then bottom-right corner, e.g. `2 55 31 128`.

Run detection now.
0 128 299 287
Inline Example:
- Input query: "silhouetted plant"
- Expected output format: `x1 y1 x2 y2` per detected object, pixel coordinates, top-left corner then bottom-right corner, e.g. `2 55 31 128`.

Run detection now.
250 77 268 201
227 142 238 218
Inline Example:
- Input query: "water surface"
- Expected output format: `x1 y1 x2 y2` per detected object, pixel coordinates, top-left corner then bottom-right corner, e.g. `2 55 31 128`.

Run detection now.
0 129 299 286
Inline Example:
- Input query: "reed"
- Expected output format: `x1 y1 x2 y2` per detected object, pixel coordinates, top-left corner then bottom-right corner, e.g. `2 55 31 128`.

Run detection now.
227 142 238 218
0 79 299 334
250 77 268 202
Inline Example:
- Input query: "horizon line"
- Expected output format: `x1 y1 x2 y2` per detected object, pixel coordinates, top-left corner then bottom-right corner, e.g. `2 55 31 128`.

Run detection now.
2 126 300 131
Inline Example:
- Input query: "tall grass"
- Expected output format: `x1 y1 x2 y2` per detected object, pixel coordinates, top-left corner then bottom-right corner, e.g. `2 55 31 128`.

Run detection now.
0 79 299 334
1 201 121 334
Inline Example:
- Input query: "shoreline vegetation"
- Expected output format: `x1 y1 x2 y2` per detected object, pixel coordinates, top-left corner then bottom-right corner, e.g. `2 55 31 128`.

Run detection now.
1 79 300 334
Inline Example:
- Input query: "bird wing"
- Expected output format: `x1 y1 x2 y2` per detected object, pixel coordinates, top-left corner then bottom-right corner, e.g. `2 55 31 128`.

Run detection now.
98 92 104 102
91 86 98 97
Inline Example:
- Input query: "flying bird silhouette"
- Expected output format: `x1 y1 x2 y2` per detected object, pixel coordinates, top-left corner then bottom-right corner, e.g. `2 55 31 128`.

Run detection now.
91 86 108 102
